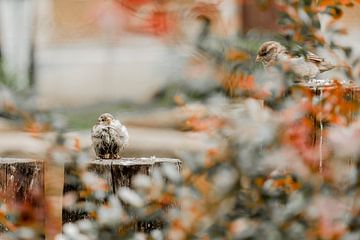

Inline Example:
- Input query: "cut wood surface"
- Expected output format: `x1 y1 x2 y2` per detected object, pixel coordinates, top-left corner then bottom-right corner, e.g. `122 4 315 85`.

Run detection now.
64 157 181 197
93 158 181 189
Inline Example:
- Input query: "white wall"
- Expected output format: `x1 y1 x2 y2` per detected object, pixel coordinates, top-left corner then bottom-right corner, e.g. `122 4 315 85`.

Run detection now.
0 0 34 89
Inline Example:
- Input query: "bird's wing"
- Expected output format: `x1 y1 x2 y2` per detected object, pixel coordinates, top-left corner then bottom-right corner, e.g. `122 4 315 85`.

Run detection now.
287 56 319 79
109 122 129 150
113 121 129 139
306 51 324 63
91 124 103 139
307 51 335 72
120 125 129 138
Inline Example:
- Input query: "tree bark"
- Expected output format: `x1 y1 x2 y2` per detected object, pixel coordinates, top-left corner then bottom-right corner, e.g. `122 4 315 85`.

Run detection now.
63 157 182 233
0 158 44 234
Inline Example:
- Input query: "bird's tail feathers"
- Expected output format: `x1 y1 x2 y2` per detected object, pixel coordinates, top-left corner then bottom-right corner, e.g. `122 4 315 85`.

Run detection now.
334 63 351 71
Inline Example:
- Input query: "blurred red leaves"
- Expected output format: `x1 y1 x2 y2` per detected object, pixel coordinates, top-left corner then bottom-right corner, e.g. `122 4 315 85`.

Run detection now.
313 84 357 125
281 117 321 169
117 0 152 9
275 175 301 192
226 49 251 62
273 0 359 46
191 2 220 21
223 73 256 97
313 216 347 239
0 213 16 232
112 0 178 37
74 137 81 152
307 196 348 239
319 0 360 6
204 148 221 168
24 120 49 137
157 192 175 208
146 10 176 36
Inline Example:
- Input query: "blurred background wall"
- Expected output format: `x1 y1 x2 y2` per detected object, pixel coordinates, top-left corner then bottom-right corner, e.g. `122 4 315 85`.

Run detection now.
32 0 243 108
35 0 182 108
2 0 256 109
2 0 360 109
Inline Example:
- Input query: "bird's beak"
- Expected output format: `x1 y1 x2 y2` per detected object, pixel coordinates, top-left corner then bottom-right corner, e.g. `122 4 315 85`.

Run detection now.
255 55 261 63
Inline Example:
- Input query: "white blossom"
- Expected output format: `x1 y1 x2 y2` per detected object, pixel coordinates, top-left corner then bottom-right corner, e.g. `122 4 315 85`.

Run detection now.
118 187 144 207
97 195 123 226
161 163 181 183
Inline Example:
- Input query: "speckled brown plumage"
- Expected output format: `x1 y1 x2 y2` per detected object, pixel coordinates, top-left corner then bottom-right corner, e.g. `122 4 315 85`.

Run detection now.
91 113 129 159
256 41 336 80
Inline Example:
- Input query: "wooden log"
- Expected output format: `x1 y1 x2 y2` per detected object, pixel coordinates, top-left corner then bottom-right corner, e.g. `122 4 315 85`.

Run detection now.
0 158 44 234
293 82 360 126
111 158 173 188
62 161 87 224
112 158 181 232
293 82 360 171
0 163 6 198
62 160 114 224
88 160 114 192
63 158 182 232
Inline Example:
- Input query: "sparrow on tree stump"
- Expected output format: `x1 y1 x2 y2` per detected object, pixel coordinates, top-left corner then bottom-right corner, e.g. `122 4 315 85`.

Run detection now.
256 41 341 81
91 113 129 159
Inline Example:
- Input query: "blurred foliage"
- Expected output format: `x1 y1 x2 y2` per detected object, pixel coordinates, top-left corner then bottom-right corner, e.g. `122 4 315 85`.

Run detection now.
2 0 360 240
0 62 17 90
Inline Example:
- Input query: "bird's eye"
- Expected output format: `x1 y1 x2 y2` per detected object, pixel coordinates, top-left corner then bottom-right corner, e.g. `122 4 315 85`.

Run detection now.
259 49 268 57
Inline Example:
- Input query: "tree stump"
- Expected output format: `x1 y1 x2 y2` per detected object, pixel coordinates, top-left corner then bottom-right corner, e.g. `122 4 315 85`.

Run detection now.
0 157 181 237
0 158 44 234
292 82 360 134
63 158 182 232
293 82 360 171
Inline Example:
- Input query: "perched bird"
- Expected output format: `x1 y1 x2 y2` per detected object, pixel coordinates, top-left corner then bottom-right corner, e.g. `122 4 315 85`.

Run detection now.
256 41 338 80
91 113 129 159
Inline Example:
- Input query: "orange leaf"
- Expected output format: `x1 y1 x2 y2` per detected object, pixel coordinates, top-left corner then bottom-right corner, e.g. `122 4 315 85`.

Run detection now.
193 174 211 196
174 94 185 106
146 10 174 36
226 49 250 61
74 137 81 152
318 0 337 6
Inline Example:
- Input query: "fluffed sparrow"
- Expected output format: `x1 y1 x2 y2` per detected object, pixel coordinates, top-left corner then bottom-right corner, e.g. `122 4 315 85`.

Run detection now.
91 113 129 159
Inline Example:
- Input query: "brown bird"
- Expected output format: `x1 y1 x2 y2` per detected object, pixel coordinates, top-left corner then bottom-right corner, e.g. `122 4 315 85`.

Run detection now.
256 41 338 80
91 113 129 159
